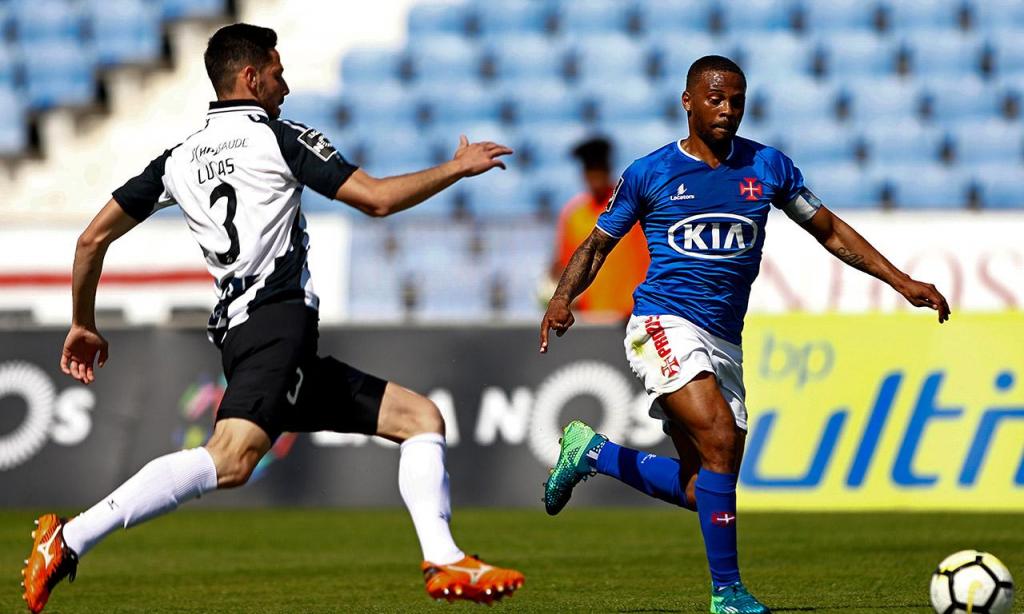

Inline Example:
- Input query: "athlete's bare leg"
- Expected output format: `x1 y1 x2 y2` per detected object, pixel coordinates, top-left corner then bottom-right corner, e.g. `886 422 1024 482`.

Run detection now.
374 382 445 443
204 418 272 488
665 404 746 508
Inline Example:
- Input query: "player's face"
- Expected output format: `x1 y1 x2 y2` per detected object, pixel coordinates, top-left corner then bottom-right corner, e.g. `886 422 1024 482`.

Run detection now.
254 49 289 119
682 70 745 145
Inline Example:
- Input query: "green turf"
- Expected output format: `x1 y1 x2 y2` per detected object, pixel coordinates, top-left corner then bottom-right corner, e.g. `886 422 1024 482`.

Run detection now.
2 509 1021 613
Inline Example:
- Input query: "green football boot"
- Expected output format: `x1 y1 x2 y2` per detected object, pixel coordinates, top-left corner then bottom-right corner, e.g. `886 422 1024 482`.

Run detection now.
543 420 607 515
710 582 771 614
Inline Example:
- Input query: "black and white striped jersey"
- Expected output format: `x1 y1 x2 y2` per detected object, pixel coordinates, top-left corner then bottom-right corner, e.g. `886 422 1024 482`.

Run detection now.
111 99 357 346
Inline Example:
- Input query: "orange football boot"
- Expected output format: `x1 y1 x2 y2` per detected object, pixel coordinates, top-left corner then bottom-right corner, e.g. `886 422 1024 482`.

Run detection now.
421 554 524 604
21 514 78 613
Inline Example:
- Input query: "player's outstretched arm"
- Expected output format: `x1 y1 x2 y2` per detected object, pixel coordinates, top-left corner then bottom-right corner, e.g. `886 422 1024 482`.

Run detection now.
540 228 620 353
61 199 140 385
335 135 512 217
800 206 950 323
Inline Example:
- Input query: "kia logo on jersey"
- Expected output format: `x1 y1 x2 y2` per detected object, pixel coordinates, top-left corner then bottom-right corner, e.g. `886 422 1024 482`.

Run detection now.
667 213 759 260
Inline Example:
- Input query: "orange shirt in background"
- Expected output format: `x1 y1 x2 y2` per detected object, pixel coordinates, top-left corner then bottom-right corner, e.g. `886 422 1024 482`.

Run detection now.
554 189 650 320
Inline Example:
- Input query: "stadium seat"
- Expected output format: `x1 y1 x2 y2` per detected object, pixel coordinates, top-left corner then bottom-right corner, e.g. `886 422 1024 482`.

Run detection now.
337 83 420 129
0 44 17 89
501 80 582 125
841 77 924 123
558 0 635 36
472 0 551 36
341 47 404 85
529 162 588 213
901 30 983 78
282 92 345 132
636 0 715 36
606 120 676 169
0 86 27 155
756 78 842 124
730 32 814 82
87 0 162 66
858 120 946 165
921 76 1002 122
407 1 470 40
800 0 881 33
650 34 732 84
970 0 1024 32
514 122 590 169
160 0 226 20
815 32 899 78
22 42 96 109
882 163 972 209
776 120 858 165
414 262 492 321
484 34 566 82
357 127 437 174
718 0 797 34
11 0 82 40
582 78 659 125
569 35 649 85
950 119 1024 164
989 30 1024 77
797 162 883 210
881 0 965 31
972 164 1024 209
416 81 502 127
406 35 482 83
459 169 533 217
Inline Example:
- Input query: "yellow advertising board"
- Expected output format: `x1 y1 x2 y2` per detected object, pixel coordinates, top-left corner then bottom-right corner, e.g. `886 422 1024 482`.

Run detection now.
739 313 1024 510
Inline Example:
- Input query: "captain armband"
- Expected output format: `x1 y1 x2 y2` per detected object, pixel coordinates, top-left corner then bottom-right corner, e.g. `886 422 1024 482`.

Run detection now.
781 187 823 223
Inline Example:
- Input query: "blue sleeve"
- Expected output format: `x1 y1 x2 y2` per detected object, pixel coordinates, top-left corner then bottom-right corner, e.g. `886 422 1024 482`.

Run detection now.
769 149 805 207
596 162 645 238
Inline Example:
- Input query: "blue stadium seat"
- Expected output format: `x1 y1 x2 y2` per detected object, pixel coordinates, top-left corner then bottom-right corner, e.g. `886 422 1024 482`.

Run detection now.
11 0 82 40
502 80 582 125
651 34 732 84
730 32 813 82
570 35 648 85
425 120 512 156
460 169 533 217
282 92 344 132
514 122 590 169
473 0 551 36
583 79 659 124
989 30 1024 77
858 120 946 165
756 78 842 124
718 0 797 34
406 35 482 83
816 32 899 78
0 86 27 155
607 120 675 170
736 124 781 149
921 76 1001 122
161 0 225 20
800 0 880 33
337 83 419 129
407 1 470 40
882 164 971 209
341 47 403 85
415 264 491 321
882 0 964 31
558 0 634 36
87 0 162 66
0 44 17 89
22 42 96 109
973 165 1024 209
529 162 587 213
485 34 566 82
636 0 715 36
842 77 924 123
357 127 435 175
970 0 1024 32
797 162 882 210
901 31 983 78
950 119 1023 164
776 120 858 165
417 81 502 127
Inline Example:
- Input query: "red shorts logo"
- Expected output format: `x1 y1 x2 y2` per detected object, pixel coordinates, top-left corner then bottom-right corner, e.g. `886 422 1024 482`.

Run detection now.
661 356 680 378
644 317 679 378
711 512 736 527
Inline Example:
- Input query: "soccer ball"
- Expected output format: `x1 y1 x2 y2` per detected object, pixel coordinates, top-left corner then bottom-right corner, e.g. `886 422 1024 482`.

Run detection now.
930 550 1015 614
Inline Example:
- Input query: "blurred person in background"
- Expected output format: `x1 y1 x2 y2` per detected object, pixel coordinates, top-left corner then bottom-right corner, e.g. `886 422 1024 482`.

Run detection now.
547 137 649 322
20 23 523 614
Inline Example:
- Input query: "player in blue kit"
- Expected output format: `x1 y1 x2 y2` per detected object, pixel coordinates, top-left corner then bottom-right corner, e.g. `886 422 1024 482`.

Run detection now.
539 56 950 614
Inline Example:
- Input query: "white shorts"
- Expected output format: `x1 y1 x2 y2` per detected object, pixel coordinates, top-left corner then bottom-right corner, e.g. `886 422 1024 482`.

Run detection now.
624 314 748 431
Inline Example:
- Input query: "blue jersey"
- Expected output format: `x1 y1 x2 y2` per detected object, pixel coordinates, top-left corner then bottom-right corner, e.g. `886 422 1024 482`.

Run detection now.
596 136 820 345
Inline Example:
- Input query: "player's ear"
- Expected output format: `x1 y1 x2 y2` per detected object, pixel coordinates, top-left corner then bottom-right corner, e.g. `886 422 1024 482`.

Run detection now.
681 91 692 114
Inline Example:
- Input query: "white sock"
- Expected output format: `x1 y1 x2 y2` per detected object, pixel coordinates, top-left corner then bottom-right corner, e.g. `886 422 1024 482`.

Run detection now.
63 447 218 557
398 433 464 565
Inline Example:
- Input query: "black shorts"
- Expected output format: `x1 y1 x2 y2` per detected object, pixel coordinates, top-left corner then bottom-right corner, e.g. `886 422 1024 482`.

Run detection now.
217 301 386 441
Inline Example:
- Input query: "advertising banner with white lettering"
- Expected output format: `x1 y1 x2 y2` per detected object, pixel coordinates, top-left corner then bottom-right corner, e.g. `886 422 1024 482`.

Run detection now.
0 313 1021 510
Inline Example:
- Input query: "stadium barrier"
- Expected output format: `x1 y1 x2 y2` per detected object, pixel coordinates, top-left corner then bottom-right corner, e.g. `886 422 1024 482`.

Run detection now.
0 313 1021 510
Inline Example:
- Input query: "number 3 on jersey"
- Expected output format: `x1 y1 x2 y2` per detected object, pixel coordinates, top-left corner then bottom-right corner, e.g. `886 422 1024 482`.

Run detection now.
209 182 240 265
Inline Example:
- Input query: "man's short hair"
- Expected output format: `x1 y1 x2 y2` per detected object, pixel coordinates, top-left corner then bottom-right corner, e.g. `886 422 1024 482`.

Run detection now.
204 23 278 95
686 55 746 91
572 137 613 171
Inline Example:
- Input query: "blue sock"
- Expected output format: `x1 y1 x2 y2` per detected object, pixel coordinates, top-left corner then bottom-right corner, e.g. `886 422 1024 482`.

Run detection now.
591 441 693 510
694 468 740 588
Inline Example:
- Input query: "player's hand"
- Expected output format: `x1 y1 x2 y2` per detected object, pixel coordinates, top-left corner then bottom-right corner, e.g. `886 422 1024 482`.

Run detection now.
540 297 575 353
452 135 513 177
60 324 109 385
896 278 951 323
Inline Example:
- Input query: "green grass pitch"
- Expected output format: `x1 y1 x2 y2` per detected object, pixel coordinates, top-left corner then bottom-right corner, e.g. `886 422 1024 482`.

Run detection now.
2 509 1021 613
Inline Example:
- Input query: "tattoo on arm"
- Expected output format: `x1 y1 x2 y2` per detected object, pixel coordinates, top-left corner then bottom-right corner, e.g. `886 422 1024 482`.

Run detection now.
552 230 619 302
836 247 865 268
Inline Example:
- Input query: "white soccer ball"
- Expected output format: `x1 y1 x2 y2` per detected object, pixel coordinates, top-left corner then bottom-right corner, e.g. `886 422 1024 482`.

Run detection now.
930 550 1015 614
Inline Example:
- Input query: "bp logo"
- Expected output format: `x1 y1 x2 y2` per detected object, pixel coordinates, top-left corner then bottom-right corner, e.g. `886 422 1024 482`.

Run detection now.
176 374 297 481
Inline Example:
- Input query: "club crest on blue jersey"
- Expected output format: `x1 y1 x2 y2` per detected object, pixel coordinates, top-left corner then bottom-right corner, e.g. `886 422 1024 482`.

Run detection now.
667 213 758 260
